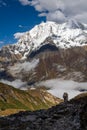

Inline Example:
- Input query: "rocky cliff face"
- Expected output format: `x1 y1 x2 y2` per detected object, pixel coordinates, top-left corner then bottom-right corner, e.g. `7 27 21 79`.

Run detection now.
0 93 87 130
1 46 87 83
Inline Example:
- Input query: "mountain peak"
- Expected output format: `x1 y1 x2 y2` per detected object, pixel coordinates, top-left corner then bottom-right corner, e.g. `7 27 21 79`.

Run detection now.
66 19 84 29
16 20 87 52
0 20 87 60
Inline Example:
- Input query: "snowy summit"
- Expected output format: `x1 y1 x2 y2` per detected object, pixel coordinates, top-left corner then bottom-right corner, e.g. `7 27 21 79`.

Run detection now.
2 19 87 59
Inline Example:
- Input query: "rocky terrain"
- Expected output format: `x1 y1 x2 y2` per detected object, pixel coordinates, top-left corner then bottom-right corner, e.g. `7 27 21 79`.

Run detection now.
1 45 87 82
0 93 87 130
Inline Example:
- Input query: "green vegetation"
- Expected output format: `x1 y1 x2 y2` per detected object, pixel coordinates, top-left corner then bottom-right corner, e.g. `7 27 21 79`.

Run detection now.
0 83 62 115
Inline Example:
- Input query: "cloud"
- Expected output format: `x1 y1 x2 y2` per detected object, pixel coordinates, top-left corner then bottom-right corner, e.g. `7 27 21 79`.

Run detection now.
14 32 25 39
1 78 87 98
18 25 30 29
0 0 7 7
0 79 27 90
46 10 66 23
8 59 39 75
0 41 4 44
37 79 87 99
18 25 24 28
74 12 87 23
18 0 87 23
19 0 30 6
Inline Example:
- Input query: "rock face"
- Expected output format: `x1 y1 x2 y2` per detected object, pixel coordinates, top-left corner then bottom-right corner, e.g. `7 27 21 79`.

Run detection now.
1 46 87 83
0 94 87 130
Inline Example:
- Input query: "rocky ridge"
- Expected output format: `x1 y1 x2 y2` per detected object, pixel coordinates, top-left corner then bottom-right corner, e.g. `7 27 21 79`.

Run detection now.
0 93 87 130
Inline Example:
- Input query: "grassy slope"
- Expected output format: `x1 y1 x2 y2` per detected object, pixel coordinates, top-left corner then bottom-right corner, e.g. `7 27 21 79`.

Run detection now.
0 83 62 115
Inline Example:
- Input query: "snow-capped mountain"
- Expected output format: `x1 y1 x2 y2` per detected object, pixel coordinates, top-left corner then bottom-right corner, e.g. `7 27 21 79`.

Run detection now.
1 19 87 99
12 19 87 59
1 19 87 60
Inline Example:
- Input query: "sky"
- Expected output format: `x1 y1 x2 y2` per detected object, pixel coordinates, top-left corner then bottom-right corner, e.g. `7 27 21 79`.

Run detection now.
0 0 46 47
0 0 87 47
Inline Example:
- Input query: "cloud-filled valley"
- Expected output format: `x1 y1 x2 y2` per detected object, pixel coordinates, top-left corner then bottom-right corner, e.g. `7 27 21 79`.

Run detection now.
38 79 87 99
0 78 87 100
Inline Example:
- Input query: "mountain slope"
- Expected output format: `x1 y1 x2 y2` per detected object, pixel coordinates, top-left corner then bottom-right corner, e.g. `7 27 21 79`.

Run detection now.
1 46 87 82
0 93 87 130
0 83 62 116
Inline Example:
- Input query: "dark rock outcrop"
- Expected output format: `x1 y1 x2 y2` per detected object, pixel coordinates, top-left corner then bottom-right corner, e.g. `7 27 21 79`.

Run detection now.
0 94 87 130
